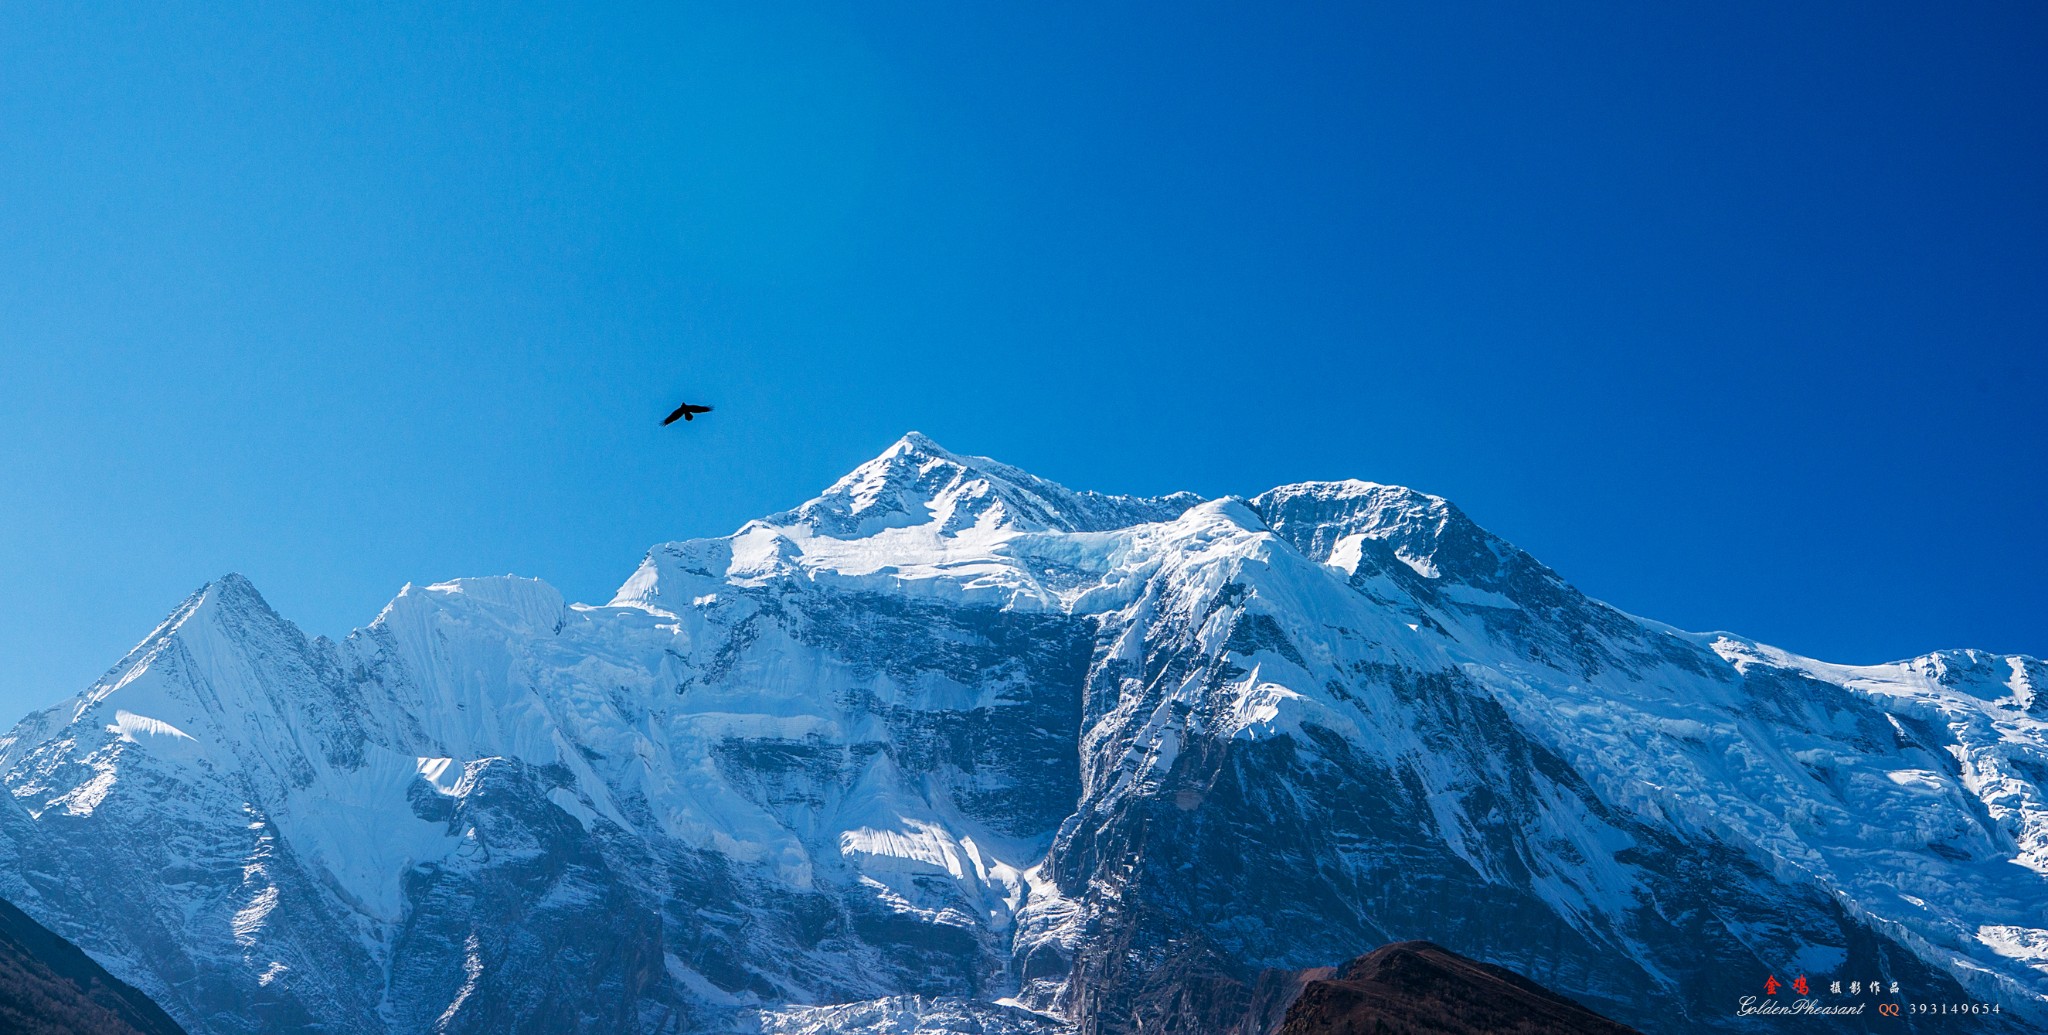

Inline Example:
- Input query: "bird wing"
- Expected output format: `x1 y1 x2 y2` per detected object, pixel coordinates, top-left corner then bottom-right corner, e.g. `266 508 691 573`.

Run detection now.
688 404 713 414
661 404 690 425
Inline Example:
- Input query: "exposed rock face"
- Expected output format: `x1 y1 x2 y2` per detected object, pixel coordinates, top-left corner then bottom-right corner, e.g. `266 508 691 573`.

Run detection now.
1272 941 1639 1035
0 893 187 1035
0 433 2041 1034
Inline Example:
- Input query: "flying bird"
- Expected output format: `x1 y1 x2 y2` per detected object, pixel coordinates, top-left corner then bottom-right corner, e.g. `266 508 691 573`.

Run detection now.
662 401 713 425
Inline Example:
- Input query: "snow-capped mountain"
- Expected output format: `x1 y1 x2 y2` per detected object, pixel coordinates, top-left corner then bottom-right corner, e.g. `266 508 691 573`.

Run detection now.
0 433 2042 1034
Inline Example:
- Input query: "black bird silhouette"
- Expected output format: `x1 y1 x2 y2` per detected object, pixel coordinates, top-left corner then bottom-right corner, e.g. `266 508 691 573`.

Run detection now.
662 402 713 425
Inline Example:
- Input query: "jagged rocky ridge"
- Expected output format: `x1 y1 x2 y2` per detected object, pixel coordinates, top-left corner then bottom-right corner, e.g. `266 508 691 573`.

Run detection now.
0 433 2042 1034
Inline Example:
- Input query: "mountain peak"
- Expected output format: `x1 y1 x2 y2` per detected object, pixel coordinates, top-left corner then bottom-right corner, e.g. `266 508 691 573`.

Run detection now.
185 573 299 641
888 429 949 456
1249 479 1481 576
90 573 280 681
372 575 569 637
773 433 1202 539
1246 478 1592 617
199 572 268 608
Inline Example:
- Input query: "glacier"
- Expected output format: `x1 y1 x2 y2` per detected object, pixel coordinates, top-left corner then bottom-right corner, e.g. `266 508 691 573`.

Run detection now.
0 431 2041 1033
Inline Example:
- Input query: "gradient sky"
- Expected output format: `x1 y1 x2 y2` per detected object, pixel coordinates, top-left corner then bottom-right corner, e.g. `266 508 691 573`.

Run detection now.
1 3 2042 724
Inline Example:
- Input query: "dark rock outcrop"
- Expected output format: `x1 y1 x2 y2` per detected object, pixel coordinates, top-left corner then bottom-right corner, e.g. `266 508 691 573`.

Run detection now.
0 894 187 1035
1274 942 1638 1035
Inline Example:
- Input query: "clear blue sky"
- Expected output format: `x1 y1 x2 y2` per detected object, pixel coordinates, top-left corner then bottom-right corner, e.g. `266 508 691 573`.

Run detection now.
1 3 2042 722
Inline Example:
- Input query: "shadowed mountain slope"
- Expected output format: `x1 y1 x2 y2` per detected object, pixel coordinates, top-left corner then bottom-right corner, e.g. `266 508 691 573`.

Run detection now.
1275 942 1639 1035
0 894 187 1035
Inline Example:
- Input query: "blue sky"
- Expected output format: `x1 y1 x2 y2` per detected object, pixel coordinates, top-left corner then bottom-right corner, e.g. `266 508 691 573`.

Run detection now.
1 3 2042 722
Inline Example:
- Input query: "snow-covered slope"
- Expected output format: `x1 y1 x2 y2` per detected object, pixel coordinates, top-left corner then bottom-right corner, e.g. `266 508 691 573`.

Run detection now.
0 434 2041 1034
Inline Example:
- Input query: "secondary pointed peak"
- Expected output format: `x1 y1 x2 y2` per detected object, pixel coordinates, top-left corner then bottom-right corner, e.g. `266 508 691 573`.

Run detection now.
48 570 310 729
177 572 304 641
203 571 267 603
177 573 298 637
136 572 279 643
